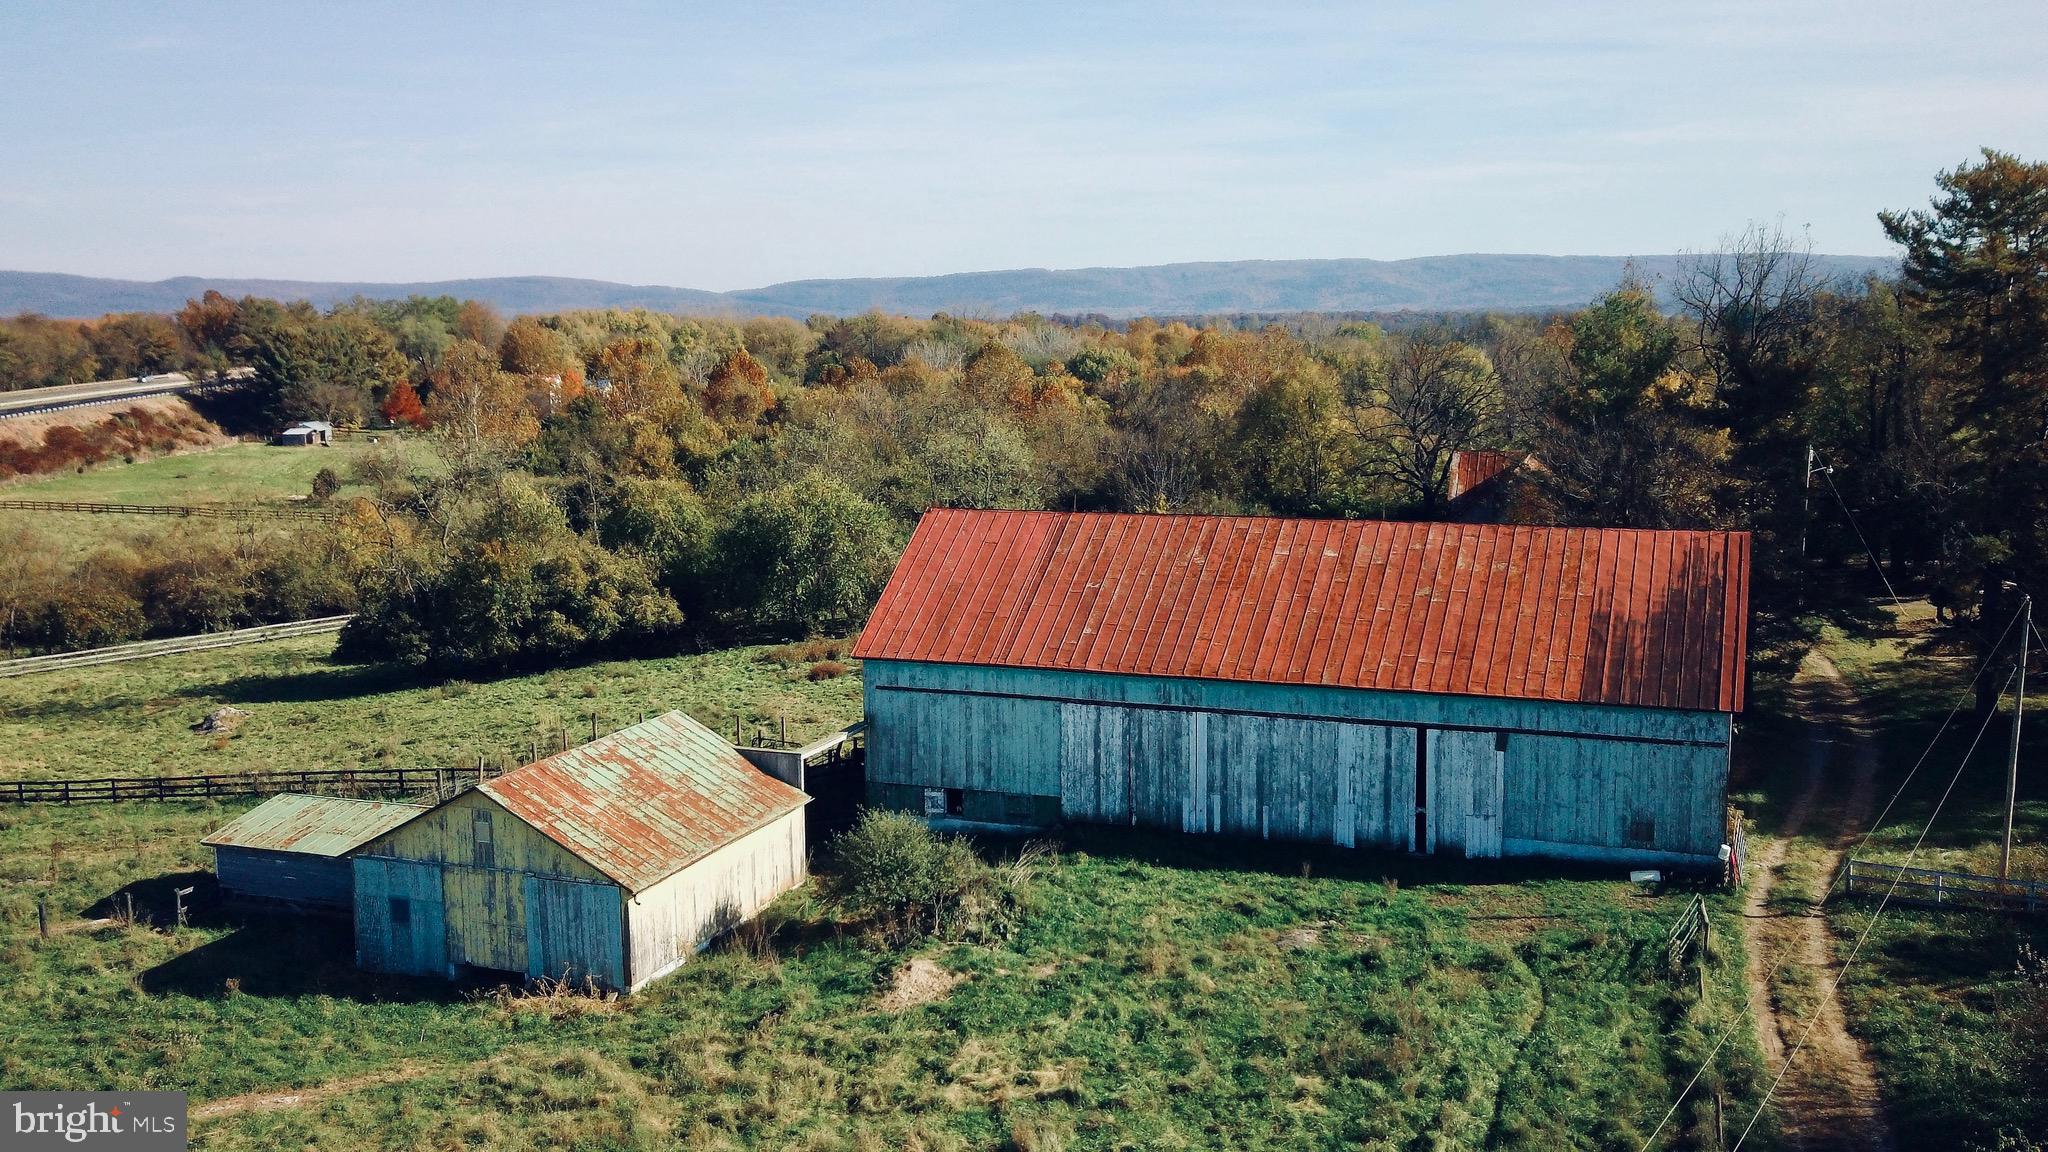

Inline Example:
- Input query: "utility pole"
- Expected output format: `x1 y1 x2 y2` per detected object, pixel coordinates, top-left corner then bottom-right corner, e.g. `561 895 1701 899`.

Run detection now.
2004 594 2031 885
1799 445 1816 565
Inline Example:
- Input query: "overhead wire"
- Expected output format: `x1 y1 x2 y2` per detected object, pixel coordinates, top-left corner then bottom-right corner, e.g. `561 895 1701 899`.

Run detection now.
1636 603 2026 1150
1813 452 1903 606
1729 659 2019 1149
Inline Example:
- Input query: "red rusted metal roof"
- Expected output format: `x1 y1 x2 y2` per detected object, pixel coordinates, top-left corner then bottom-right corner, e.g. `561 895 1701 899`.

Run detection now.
481 711 809 893
1448 450 1525 499
854 509 1750 712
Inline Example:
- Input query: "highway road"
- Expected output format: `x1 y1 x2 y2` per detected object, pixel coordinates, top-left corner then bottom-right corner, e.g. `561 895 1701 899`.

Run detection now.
0 367 255 419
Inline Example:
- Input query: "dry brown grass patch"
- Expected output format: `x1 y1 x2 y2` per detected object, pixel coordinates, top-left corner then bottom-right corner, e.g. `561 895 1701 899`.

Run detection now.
877 956 964 1012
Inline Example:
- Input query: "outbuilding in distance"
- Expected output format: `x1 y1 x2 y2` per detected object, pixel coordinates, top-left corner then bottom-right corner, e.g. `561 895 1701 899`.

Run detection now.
203 793 426 912
351 710 811 992
853 509 1750 869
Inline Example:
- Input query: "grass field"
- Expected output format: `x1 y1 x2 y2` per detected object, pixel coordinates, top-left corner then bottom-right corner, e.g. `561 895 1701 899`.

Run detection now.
0 438 434 562
0 439 411 504
1802 605 2048 1149
0 631 1771 1150
0 805 1762 1151
0 633 865 782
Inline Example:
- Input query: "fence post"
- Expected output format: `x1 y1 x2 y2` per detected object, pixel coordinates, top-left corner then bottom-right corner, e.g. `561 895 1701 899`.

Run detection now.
37 896 48 939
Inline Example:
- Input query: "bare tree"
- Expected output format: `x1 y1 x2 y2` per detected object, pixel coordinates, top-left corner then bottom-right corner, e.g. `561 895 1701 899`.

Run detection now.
1349 331 1503 517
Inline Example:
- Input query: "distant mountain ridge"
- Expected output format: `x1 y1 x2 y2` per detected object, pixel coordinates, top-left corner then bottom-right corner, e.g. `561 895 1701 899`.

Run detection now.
0 254 1898 320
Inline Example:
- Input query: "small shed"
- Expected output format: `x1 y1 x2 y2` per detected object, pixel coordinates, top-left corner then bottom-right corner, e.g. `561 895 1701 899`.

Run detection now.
203 794 426 912
276 420 334 446
854 509 1750 869
352 711 810 992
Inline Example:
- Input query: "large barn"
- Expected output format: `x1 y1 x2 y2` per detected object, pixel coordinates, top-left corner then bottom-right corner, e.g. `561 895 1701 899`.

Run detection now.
352 710 810 992
853 509 1750 868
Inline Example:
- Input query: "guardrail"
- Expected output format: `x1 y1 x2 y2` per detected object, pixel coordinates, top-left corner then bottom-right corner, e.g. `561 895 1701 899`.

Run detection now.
0 369 254 419
0 499 339 521
0 615 352 678
1839 857 2048 914
0 764 498 805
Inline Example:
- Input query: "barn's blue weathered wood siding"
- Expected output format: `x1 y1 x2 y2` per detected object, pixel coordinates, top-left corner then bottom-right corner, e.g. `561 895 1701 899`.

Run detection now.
353 856 449 977
863 659 1731 865
213 846 353 910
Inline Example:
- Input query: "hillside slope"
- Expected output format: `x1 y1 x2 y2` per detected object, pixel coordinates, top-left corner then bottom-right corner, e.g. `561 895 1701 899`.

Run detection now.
2 253 1897 320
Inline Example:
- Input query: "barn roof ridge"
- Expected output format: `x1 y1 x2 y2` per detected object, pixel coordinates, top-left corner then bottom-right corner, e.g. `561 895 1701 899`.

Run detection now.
854 508 1751 713
474 710 810 894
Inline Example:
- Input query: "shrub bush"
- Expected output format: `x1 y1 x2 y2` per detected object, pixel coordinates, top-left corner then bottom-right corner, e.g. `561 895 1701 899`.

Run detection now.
830 809 988 942
310 466 341 501
806 659 849 681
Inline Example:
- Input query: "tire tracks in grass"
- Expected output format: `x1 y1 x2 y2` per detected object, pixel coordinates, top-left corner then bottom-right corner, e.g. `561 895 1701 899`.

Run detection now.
1741 652 1892 1151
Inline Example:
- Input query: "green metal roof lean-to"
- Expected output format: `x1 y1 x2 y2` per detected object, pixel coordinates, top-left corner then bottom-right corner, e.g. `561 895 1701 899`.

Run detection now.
480 710 810 894
202 793 427 857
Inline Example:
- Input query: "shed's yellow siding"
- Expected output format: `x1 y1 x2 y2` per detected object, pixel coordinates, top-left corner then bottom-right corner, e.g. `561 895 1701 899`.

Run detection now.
359 791 609 976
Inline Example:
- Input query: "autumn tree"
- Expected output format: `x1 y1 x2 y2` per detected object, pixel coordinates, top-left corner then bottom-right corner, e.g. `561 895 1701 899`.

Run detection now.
424 339 539 478
1536 284 1731 529
702 347 777 431
380 378 427 427
1349 331 1502 517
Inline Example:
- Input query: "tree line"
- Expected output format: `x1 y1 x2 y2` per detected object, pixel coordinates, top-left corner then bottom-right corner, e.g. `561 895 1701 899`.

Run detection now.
2 148 2042 672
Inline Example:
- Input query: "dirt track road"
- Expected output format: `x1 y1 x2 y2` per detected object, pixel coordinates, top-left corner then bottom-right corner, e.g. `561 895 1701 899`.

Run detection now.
1741 652 1892 1151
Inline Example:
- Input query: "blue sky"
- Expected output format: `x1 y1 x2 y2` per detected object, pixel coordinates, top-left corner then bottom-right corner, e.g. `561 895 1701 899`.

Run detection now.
2 1 2043 288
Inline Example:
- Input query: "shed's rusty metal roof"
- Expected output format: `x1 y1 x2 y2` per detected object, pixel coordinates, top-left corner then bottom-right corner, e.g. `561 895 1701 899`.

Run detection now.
481 710 809 893
202 793 426 857
854 509 1750 713
1447 450 1525 500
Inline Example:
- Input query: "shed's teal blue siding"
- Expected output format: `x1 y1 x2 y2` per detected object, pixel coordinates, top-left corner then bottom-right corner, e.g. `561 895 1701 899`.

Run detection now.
214 846 353 910
353 856 449 977
862 659 1732 865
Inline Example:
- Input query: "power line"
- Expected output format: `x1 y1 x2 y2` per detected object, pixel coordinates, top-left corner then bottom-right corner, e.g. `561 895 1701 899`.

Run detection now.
1812 452 1903 606
1636 604 2026 1150
1729 662 2019 1150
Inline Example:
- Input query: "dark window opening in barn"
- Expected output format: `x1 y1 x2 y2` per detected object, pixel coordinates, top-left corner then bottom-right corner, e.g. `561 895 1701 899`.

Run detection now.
1003 793 1037 824
1627 814 1656 847
944 787 965 817
1494 731 1509 753
1413 729 1429 852
389 896 411 926
473 809 495 868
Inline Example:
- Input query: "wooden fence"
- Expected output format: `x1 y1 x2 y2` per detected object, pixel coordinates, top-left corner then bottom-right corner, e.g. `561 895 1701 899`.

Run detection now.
1839 858 2048 915
0 764 502 805
1726 808 1747 888
1666 894 1712 970
0 499 338 522
0 615 353 678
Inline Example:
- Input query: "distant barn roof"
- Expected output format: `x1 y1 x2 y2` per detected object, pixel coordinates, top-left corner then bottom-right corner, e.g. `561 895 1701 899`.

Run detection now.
854 509 1750 713
479 710 809 893
203 794 426 857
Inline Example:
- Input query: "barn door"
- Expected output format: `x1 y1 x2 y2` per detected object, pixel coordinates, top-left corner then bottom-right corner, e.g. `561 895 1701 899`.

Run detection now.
1426 730 1498 857
355 857 447 977
524 875 624 990
1059 704 1132 825
1465 735 1506 859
